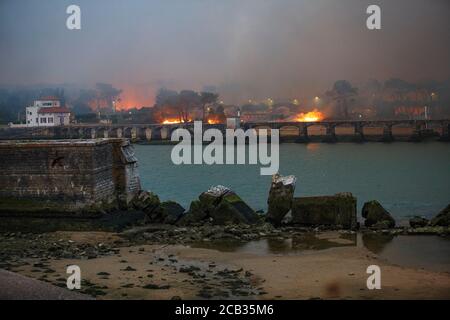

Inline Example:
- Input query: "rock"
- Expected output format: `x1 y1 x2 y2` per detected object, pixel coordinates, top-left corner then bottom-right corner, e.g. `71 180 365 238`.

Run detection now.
131 190 160 212
210 201 248 225
361 200 395 228
371 220 393 230
409 216 429 228
281 210 293 225
266 173 297 226
177 200 209 225
429 204 450 227
151 201 185 224
290 193 357 230
178 186 258 226
211 191 258 225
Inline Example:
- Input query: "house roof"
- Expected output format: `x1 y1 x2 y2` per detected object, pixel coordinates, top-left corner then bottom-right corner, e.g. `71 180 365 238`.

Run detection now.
38 107 71 114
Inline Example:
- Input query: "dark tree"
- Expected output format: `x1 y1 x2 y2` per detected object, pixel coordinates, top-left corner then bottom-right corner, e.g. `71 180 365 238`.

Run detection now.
329 80 358 119
200 91 219 122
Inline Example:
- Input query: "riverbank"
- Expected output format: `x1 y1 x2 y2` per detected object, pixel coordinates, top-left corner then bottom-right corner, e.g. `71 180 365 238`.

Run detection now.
1 228 449 300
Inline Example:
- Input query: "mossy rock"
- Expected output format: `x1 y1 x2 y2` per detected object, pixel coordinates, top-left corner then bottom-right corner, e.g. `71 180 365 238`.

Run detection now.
429 204 450 227
217 192 258 224
131 191 160 213
409 216 429 228
291 194 357 230
209 201 248 225
159 201 185 224
361 200 395 228
177 200 209 225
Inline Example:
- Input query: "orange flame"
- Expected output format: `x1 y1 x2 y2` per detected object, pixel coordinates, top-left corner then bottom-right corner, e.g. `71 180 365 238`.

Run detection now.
295 109 325 122
162 119 182 124
161 118 191 124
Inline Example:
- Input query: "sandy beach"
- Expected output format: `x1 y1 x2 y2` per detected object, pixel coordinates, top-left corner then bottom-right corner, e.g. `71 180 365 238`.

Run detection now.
2 230 449 300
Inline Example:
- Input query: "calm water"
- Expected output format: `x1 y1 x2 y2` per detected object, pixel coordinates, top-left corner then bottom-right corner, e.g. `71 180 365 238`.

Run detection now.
191 233 450 272
134 142 450 222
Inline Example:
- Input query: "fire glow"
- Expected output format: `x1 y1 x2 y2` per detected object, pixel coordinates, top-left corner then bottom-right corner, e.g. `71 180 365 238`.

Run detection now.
295 109 325 122
162 118 185 124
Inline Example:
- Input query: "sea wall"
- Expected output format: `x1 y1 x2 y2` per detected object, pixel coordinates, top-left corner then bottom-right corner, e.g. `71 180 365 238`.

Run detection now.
0 138 140 216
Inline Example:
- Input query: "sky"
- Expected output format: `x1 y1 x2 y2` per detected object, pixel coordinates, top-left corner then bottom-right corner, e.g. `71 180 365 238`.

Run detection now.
0 0 449 106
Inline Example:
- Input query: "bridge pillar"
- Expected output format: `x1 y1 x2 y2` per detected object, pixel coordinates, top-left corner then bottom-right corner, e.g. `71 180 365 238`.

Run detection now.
145 128 152 141
90 128 97 139
410 122 424 141
382 124 393 142
103 129 109 138
441 123 450 141
354 123 365 142
296 124 309 142
324 124 337 142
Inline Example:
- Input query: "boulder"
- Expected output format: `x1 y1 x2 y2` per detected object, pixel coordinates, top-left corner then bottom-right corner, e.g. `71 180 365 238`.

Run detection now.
177 200 209 225
361 200 395 228
178 185 258 226
266 173 297 226
429 204 450 227
409 216 429 228
290 193 357 230
131 190 160 213
217 191 259 224
210 201 248 225
158 201 186 224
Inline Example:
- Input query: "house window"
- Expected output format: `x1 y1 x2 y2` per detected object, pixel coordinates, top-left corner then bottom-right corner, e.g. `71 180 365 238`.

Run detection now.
48 117 53 123
36 118 38 123
40 118 47 123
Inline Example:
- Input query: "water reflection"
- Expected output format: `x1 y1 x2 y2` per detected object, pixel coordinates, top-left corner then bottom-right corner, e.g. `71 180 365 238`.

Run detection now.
191 233 450 272
361 233 394 254
192 232 357 255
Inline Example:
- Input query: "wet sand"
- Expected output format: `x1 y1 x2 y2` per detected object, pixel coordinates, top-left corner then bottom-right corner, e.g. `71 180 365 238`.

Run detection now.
6 231 450 300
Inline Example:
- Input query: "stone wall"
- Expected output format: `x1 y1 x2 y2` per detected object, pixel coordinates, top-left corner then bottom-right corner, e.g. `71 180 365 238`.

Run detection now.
0 138 141 216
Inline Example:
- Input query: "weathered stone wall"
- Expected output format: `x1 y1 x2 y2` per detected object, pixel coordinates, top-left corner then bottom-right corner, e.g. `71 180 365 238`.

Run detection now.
0 139 140 216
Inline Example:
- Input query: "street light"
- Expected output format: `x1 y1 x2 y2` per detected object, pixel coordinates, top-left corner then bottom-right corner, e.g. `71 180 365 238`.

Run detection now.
314 96 320 107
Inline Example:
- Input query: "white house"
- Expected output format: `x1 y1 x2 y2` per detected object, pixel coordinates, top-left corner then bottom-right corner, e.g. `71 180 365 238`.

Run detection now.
26 97 71 127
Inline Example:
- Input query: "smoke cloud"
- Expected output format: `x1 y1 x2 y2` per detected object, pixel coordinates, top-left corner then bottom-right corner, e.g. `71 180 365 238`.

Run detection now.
0 0 449 105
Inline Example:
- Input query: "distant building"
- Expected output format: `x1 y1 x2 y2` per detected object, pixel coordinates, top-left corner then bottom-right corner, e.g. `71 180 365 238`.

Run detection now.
26 97 71 127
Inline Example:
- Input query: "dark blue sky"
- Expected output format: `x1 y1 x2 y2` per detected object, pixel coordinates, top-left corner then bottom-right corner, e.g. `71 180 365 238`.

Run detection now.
1 0 449 105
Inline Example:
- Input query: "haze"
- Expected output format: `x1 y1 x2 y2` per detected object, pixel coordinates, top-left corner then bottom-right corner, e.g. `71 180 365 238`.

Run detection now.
1 0 449 106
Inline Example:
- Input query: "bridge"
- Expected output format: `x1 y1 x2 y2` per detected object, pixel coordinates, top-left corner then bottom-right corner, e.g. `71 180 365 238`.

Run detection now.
243 119 450 142
0 119 449 142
